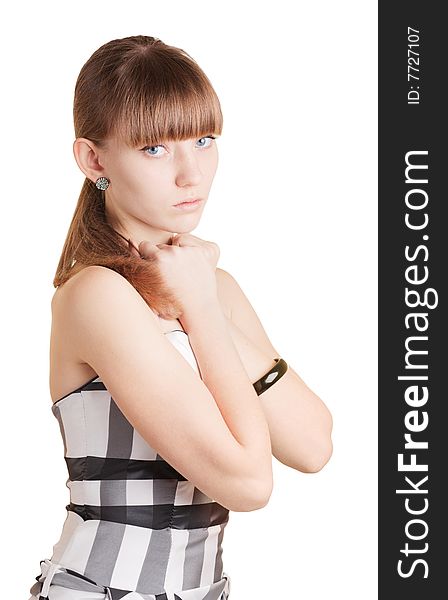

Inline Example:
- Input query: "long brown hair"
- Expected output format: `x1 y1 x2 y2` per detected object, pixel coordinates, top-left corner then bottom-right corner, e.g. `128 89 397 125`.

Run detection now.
53 35 223 318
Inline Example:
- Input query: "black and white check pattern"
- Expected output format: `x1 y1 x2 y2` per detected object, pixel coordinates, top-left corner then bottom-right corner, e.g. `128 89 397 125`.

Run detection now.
28 330 231 600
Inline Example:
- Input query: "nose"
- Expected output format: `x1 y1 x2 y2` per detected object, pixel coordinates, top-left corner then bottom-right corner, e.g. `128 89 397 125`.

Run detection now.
174 148 202 188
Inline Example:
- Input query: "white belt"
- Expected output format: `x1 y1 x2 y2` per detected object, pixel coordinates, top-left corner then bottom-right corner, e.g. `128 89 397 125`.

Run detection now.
36 558 111 599
37 559 65 599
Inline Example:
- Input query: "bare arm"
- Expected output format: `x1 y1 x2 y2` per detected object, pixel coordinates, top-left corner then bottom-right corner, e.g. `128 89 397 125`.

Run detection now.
216 268 333 473
66 266 273 512
180 298 273 481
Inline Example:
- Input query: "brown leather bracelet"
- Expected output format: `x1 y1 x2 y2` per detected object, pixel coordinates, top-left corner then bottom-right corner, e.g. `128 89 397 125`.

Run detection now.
253 358 288 396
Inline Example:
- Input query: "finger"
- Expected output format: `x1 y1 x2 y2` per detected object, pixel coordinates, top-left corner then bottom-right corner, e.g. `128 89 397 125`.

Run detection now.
139 240 161 259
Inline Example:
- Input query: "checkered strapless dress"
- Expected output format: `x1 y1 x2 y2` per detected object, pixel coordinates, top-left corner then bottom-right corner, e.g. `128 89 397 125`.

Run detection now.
28 329 231 600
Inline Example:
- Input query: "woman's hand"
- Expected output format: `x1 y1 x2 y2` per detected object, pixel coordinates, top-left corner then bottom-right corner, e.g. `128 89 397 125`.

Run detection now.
170 233 220 271
136 234 220 316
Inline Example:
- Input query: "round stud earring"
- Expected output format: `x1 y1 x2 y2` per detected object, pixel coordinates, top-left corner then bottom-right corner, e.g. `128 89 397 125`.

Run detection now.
95 176 110 191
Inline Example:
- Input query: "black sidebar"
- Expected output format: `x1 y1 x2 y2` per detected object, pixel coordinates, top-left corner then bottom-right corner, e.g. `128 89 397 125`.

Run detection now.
379 2 447 598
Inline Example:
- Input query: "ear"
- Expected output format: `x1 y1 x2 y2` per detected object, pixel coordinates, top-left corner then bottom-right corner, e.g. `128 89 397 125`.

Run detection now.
73 137 106 184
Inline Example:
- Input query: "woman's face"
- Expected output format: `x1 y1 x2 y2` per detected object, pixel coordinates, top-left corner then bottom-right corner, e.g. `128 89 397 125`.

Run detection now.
98 133 219 245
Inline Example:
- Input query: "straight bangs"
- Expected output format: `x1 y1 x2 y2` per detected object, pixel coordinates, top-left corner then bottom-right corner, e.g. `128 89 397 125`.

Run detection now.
108 50 223 148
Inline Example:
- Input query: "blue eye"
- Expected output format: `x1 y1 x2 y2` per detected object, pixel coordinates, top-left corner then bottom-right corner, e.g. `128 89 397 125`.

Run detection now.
143 144 164 157
196 135 216 148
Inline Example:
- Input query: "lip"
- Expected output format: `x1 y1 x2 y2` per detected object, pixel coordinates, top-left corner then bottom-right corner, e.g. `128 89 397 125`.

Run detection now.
173 198 203 209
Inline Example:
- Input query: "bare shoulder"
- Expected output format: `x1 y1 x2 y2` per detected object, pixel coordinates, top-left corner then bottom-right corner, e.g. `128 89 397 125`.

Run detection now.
215 267 237 320
216 266 233 285
50 265 160 370
52 265 156 319
215 267 279 357
215 266 251 319
52 264 132 299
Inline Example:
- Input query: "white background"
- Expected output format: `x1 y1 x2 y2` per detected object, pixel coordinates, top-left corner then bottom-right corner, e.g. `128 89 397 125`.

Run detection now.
1 1 377 598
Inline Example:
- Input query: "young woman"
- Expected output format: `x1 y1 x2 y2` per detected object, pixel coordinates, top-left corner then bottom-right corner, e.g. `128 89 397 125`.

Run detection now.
28 35 333 600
